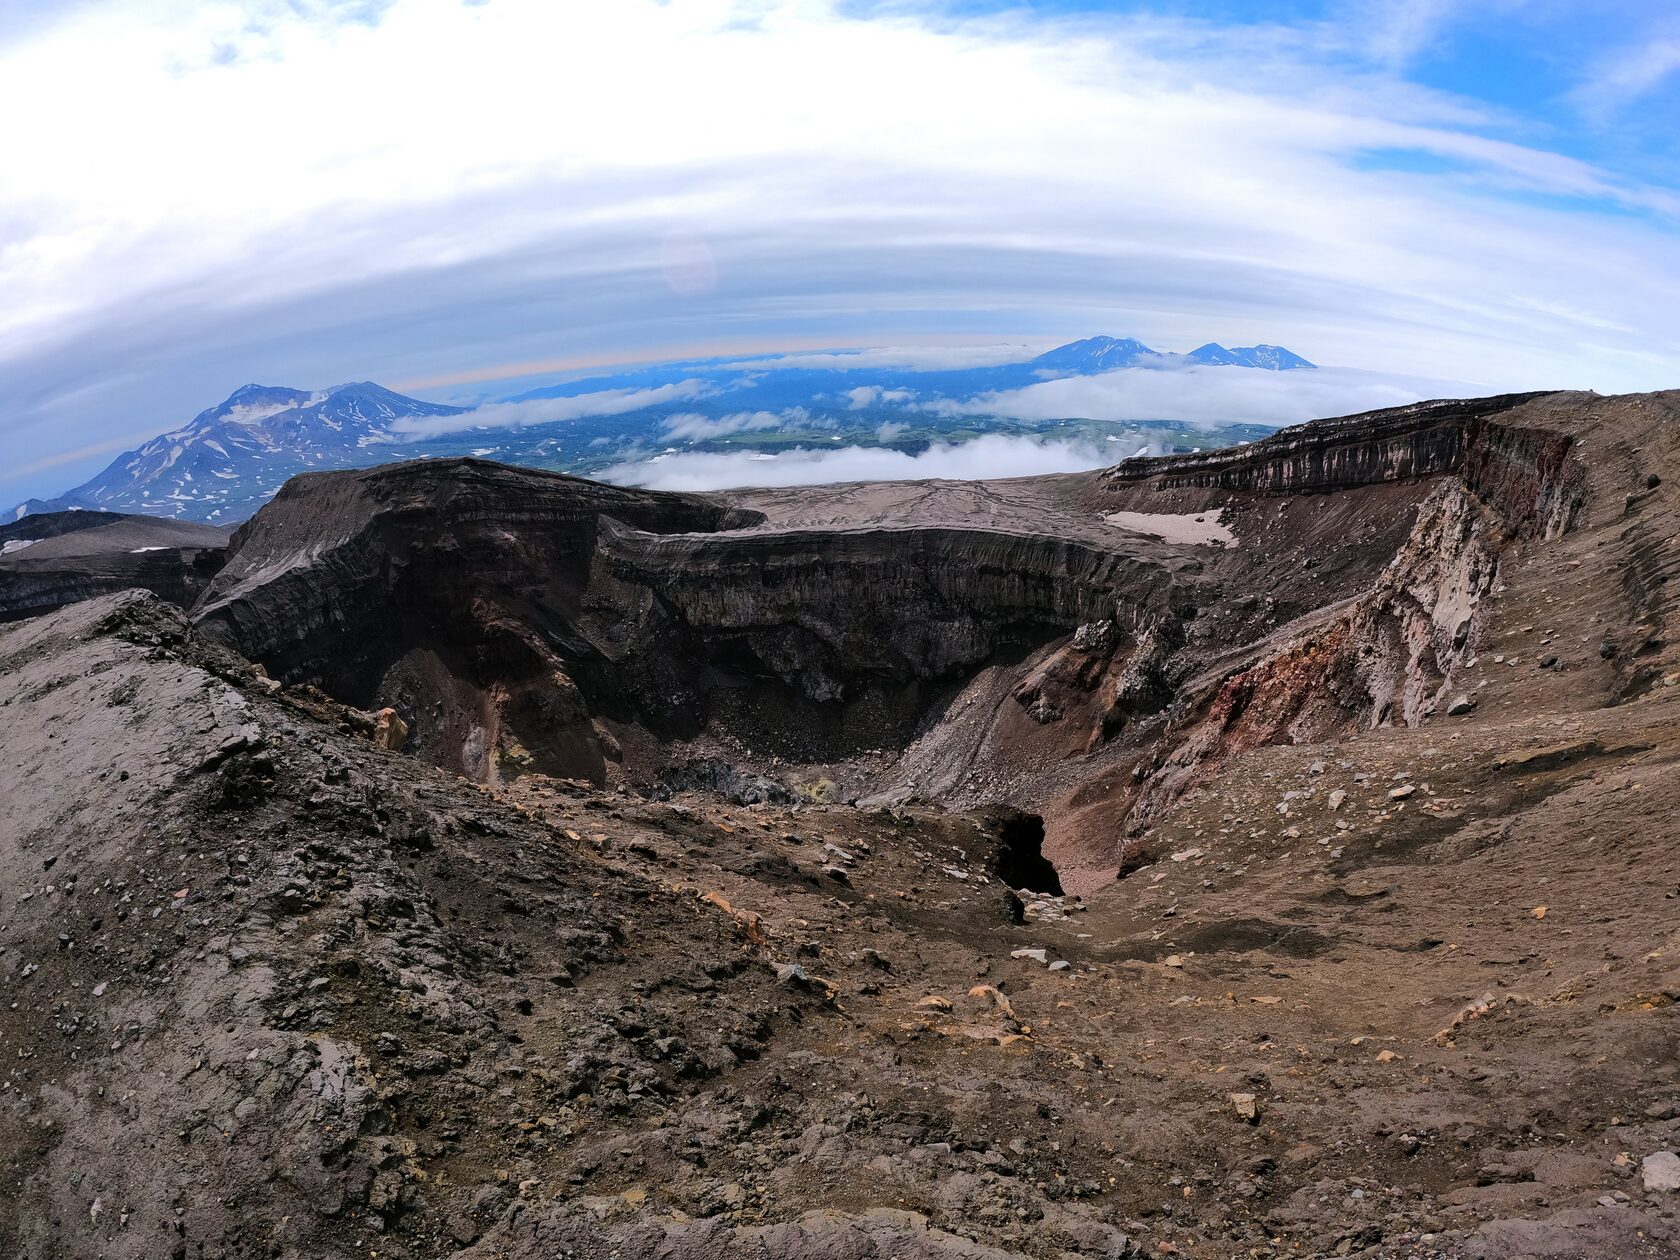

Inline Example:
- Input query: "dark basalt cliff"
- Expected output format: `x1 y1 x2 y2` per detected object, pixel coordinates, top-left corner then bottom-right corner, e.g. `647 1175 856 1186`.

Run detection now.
195 459 1197 781
1104 390 1586 537
0 511 229 622
197 459 760 682
594 519 1181 692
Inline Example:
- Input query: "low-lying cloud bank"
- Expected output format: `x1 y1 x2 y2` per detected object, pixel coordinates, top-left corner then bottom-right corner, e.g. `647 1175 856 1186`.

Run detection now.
931 365 1480 428
395 379 711 438
602 434 1109 492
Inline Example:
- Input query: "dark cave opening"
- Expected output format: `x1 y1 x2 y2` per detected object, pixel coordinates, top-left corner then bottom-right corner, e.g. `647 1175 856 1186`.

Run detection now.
993 810 1064 896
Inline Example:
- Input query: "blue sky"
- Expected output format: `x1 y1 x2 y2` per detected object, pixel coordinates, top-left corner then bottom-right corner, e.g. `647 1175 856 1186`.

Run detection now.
2 0 1679 504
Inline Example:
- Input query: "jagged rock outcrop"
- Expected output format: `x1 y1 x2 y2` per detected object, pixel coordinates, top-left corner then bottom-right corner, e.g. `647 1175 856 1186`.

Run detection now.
1121 483 1504 831
1104 391 1588 536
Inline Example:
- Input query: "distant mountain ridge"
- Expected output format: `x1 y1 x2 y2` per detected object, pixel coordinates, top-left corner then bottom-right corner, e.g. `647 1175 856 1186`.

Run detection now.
1185 342 1316 370
16 382 467 523
1035 335 1315 373
14 336 1313 523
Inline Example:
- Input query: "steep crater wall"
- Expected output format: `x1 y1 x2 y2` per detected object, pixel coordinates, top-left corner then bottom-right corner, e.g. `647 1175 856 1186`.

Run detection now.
196 459 761 691
195 460 1188 782
595 521 1179 693
0 513 229 623
1104 392 1586 538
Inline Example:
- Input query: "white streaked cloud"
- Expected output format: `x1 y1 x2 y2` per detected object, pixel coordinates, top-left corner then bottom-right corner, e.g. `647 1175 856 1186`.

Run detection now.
1570 25 1680 120
722 345 1041 373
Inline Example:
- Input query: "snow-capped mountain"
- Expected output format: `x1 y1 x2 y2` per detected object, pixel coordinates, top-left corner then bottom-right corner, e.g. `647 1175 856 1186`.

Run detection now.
1186 342 1316 370
17 383 467 524
1030 336 1315 374
1031 336 1160 372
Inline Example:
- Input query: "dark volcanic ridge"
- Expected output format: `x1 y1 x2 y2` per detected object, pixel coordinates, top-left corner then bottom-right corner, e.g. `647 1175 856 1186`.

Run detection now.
0 510 229 624
4 387 1680 1259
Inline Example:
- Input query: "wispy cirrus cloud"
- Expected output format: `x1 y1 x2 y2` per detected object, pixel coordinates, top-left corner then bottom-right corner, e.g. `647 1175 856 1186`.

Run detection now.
720 346 1040 373
1569 23 1680 121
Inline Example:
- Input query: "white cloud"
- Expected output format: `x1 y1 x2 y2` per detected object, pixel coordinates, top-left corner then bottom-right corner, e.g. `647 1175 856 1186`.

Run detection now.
845 385 915 409
603 435 1109 492
394 380 712 438
927 364 1483 428
875 421 909 440
663 407 805 440
4 0 1677 399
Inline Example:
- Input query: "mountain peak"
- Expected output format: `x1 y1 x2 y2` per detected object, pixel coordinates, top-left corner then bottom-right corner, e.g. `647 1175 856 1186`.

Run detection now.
1186 342 1243 366
21 381 469 526
1186 342 1314 370
1033 335 1313 373
213 383 315 412
1237 344 1316 370
326 380 399 399
1032 336 1158 372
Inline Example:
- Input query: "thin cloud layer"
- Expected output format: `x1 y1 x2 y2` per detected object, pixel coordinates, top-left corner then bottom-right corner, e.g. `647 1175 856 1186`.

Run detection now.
722 346 1040 373
395 380 711 438
663 408 804 440
603 435 1110 492
930 365 1482 428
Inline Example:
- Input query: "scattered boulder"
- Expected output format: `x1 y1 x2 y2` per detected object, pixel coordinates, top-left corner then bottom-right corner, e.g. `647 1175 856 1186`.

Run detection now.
1642 1152 1680 1194
373 707 409 752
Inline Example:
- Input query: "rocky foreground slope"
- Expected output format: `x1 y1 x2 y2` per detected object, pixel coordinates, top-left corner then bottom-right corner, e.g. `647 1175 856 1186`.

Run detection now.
3 388 1680 1258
